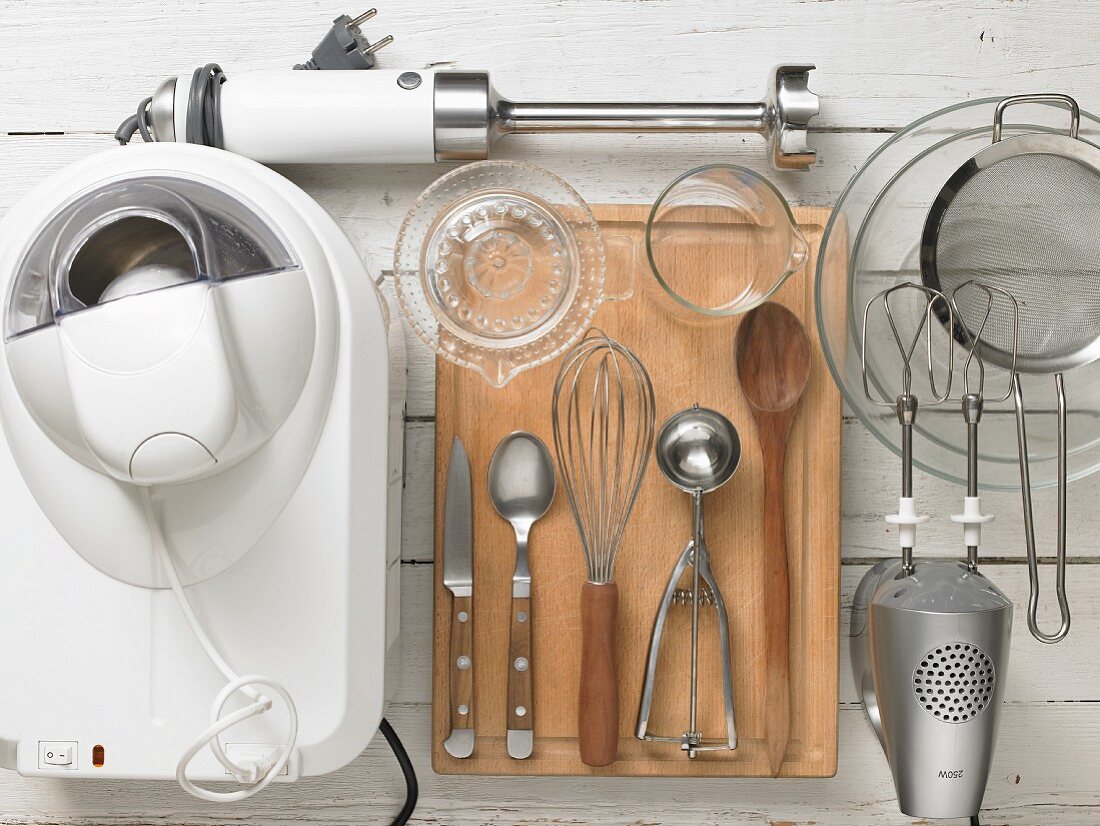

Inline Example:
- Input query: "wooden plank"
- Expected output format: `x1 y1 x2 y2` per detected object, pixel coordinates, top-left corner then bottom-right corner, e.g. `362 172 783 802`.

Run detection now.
4 0 1100 132
0 698 1095 825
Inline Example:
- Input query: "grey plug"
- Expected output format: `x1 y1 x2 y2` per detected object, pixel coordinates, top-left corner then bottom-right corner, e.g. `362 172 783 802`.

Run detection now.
294 9 393 70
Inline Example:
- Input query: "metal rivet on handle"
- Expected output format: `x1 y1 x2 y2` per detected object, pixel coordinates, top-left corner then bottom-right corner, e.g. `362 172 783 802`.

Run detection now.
397 72 422 90
513 657 529 672
515 706 527 717
457 655 471 670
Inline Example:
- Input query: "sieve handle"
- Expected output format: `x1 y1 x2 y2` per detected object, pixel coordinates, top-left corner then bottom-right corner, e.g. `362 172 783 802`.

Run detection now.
993 94 1080 143
1013 374 1071 644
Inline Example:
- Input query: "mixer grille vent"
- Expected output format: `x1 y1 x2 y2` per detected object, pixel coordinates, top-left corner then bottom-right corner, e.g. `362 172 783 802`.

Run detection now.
913 642 995 724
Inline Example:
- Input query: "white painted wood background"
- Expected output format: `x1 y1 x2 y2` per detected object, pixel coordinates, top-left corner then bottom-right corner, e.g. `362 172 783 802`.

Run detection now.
2 1 1099 823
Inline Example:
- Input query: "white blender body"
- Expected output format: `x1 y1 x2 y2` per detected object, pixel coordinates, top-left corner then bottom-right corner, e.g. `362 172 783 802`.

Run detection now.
0 143 405 783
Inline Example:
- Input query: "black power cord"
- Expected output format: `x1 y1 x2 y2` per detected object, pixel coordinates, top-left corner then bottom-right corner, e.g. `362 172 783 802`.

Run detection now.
379 717 418 825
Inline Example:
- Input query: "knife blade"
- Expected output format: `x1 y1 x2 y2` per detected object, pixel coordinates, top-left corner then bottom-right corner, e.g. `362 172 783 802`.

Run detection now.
442 436 475 759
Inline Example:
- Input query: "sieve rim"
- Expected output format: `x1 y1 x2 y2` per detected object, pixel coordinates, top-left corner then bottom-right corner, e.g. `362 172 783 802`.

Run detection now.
921 131 1100 374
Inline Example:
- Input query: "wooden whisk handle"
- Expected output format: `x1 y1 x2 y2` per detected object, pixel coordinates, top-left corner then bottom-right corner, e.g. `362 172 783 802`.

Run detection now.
579 581 619 767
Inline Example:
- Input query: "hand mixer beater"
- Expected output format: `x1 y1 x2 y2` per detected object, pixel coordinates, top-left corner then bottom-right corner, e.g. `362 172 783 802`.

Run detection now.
851 282 1016 822
636 405 740 758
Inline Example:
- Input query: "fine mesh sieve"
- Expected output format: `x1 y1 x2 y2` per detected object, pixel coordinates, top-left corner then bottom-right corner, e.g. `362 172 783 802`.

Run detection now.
921 94 1100 644
927 152 1100 370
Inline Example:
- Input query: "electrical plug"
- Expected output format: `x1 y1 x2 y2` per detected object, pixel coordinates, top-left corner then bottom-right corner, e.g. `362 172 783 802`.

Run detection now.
294 9 393 70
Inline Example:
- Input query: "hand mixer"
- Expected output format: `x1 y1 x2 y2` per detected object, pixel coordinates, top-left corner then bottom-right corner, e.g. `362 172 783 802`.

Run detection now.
851 282 1016 822
636 405 739 759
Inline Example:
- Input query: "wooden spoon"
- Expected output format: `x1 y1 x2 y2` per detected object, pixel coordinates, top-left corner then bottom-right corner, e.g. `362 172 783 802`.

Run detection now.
734 301 812 776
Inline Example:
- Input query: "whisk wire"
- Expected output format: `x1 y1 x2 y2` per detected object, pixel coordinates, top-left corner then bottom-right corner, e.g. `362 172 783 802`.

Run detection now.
552 331 655 585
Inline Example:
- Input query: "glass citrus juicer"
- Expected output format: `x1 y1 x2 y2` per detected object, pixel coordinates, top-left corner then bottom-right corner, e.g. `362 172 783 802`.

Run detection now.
394 161 611 387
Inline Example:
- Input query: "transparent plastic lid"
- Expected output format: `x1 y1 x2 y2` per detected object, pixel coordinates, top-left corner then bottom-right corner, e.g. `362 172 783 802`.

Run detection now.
6 176 297 340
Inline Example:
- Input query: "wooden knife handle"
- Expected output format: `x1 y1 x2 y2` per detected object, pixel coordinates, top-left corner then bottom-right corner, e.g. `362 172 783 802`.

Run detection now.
508 596 533 730
578 581 619 768
443 593 475 758
760 425 791 776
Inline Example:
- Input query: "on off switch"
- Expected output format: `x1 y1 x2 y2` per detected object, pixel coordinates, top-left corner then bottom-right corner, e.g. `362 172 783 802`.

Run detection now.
39 741 76 769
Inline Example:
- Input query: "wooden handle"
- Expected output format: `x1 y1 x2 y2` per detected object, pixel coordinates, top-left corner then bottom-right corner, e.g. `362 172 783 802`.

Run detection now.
443 593 475 758
759 421 791 776
578 581 619 768
507 595 533 736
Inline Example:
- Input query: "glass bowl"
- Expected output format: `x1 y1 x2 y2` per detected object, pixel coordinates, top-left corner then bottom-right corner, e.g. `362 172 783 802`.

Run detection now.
394 161 605 387
816 97 1100 490
646 164 808 320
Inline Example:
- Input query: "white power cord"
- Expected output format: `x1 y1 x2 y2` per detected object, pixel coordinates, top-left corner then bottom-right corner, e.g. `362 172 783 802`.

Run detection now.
139 489 298 802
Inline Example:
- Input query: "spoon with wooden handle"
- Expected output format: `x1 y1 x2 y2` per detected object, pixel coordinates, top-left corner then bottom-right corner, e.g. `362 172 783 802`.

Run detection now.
735 301 811 776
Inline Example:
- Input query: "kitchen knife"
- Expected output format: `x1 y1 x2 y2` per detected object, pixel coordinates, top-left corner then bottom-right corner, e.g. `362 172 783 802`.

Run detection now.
442 436 475 759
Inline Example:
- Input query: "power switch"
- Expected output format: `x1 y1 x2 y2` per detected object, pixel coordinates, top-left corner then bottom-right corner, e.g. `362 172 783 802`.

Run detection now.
39 741 77 769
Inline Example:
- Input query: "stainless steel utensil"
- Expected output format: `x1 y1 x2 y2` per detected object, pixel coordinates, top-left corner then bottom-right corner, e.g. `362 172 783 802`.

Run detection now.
443 437 476 759
488 431 556 760
921 93 1100 643
946 281 1019 572
551 330 655 768
860 283 954 571
852 282 1013 821
637 405 739 758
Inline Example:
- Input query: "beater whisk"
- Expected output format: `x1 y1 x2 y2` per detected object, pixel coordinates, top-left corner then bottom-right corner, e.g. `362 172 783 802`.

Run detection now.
551 330 655 767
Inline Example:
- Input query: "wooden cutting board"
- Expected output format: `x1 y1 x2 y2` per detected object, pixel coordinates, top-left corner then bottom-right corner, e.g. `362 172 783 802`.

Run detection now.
432 205 842 777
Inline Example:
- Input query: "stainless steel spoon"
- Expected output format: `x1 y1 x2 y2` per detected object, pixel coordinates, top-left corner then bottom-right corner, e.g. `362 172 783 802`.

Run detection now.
488 431 556 760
